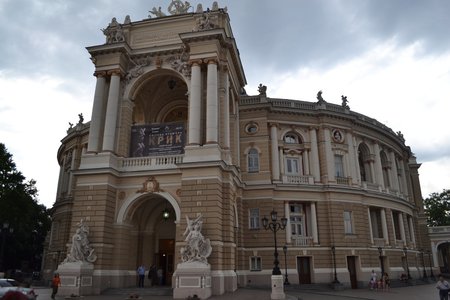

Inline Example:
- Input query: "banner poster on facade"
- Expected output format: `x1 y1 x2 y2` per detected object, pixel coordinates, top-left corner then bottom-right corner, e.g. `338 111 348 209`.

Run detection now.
130 123 185 157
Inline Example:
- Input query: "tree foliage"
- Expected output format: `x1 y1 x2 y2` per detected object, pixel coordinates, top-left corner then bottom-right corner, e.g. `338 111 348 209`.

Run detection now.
424 189 450 227
0 143 51 272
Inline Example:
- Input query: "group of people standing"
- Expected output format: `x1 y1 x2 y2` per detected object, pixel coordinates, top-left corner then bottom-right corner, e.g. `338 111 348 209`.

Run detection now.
369 270 391 291
137 264 164 287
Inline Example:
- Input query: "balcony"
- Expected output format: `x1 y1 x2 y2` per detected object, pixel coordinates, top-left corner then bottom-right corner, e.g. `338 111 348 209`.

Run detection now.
291 236 314 247
119 155 183 171
282 175 314 185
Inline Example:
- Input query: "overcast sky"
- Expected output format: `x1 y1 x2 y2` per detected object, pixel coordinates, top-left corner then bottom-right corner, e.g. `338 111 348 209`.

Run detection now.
1 0 449 208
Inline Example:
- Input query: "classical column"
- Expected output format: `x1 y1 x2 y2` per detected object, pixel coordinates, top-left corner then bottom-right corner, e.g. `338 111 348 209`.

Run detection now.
399 213 406 246
309 127 320 182
389 151 400 191
102 70 121 152
270 123 280 180
67 148 77 196
346 132 358 184
222 68 230 149
87 72 107 153
408 216 416 246
56 156 65 197
206 59 218 143
310 202 319 244
381 209 389 245
369 160 376 184
399 161 408 196
303 150 310 175
188 61 202 145
323 127 334 182
367 207 374 244
285 202 291 243
373 143 384 189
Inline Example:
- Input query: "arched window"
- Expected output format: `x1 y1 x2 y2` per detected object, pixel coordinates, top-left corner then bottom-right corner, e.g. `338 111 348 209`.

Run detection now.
247 148 259 172
284 133 301 144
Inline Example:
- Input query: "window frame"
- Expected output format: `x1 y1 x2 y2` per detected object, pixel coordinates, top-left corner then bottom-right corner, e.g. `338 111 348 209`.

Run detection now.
247 148 259 173
250 256 262 271
343 210 354 235
249 208 260 229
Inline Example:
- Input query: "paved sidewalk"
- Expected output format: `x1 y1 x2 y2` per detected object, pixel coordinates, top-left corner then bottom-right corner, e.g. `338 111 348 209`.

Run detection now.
33 283 437 300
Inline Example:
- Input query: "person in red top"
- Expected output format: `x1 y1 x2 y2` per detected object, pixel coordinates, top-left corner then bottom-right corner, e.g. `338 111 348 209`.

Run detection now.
51 273 61 299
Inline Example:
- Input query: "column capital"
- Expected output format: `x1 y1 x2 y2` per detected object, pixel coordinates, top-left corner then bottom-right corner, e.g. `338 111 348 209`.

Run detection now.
204 58 218 65
107 69 124 77
93 71 107 78
189 59 203 66
269 122 279 128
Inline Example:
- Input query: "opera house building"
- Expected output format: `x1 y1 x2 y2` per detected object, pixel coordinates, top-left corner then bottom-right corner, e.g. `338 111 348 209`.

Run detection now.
43 1 431 296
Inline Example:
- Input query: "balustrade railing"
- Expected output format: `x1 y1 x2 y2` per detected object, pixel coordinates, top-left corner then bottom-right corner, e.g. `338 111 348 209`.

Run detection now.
292 236 314 247
119 154 183 171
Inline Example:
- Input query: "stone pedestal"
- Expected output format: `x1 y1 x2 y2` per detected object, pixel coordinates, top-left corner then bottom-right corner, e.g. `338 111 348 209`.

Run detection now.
173 262 212 300
270 275 285 300
56 262 94 296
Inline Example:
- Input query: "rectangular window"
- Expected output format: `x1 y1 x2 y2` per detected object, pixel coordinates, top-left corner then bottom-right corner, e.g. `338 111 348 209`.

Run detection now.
393 211 402 240
286 157 300 175
335 155 344 177
249 208 260 229
343 211 354 234
250 256 261 271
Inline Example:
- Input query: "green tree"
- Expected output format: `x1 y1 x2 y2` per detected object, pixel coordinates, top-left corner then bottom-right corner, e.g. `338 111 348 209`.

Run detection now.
424 189 450 226
0 143 51 274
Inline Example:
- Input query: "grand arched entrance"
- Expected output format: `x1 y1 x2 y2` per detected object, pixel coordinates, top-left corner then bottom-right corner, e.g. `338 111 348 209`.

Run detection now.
121 192 179 286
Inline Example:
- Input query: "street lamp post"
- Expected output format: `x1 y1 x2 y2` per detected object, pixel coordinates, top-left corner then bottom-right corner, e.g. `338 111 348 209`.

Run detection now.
262 210 287 275
282 245 290 285
0 222 14 272
427 250 435 279
378 247 384 277
403 247 411 280
420 249 427 279
331 246 340 284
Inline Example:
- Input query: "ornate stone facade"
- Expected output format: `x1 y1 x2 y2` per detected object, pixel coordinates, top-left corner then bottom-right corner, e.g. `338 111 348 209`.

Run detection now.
43 1 432 297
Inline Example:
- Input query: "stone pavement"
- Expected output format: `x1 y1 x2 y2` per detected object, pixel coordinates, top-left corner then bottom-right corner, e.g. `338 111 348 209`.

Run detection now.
33 283 437 300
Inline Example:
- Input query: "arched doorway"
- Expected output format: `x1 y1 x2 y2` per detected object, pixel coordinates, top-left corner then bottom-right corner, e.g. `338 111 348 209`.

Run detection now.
438 242 450 274
121 192 179 286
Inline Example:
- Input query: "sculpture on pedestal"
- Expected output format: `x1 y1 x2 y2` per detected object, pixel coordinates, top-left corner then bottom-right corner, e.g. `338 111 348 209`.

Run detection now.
63 219 97 264
180 215 212 264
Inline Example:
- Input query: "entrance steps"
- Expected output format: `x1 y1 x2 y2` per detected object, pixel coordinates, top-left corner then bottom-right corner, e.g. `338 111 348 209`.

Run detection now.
101 287 173 297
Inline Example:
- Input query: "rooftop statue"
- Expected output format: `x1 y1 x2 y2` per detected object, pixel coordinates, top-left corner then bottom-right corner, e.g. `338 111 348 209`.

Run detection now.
258 83 267 96
149 6 166 18
168 0 191 15
341 95 350 109
180 215 212 264
63 219 97 264
101 17 125 44
317 90 326 104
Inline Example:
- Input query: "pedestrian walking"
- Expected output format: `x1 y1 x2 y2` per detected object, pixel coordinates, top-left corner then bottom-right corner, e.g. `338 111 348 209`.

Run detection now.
137 264 146 288
436 276 450 300
51 273 61 299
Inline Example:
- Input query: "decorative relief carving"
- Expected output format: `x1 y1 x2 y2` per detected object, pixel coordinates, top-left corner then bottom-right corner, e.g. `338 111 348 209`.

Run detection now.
332 129 345 143
126 56 152 83
102 17 125 44
169 49 191 77
137 176 162 193
194 12 216 31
